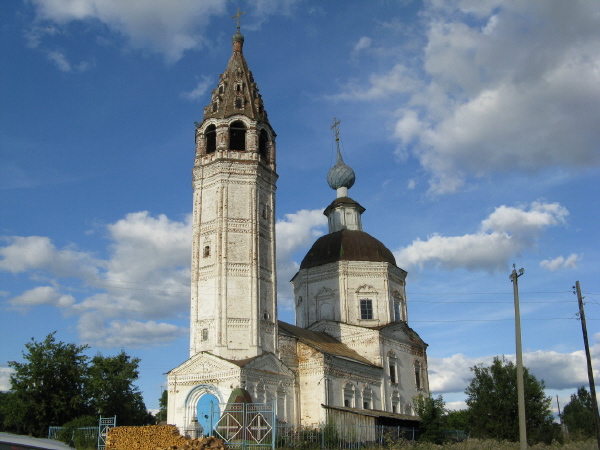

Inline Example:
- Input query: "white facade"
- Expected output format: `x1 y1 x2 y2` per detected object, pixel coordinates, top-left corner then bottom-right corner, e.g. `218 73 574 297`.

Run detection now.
167 27 429 433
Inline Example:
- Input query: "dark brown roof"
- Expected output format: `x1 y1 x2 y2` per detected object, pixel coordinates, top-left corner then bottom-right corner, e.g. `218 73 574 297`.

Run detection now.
299 229 396 270
278 321 378 367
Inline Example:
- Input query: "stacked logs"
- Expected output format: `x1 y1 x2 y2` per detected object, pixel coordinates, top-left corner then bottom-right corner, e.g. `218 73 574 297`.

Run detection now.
105 425 226 450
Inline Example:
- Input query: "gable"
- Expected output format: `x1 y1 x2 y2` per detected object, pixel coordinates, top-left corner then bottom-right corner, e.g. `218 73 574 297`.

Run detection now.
167 352 241 377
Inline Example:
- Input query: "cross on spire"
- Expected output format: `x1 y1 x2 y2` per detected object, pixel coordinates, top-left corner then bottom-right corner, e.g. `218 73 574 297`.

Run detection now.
232 7 245 30
330 117 341 142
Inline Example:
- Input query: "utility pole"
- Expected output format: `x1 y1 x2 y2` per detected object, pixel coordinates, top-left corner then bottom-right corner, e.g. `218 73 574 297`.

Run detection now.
574 280 600 449
510 264 527 450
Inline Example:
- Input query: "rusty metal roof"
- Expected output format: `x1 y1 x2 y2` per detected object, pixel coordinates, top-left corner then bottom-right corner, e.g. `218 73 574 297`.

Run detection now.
299 229 396 270
278 321 378 367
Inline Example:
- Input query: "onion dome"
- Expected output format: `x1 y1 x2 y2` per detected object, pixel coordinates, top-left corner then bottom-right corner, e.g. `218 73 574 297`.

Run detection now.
327 147 355 190
299 229 397 270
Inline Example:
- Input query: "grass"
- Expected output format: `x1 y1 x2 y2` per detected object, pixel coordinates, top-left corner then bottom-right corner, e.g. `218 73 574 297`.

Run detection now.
384 438 598 450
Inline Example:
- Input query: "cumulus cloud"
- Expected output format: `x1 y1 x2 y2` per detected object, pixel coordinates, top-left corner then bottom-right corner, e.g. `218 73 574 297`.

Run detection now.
395 201 568 271
1 208 327 347
429 346 594 396
8 286 75 311
275 209 328 306
0 211 191 348
540 254 581 271
337 2 600 193
28 0 227 63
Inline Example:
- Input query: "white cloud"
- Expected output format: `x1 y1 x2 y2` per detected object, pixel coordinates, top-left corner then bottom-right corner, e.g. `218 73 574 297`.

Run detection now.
0 235 100 279
429 346 594 396
45 50 93 72
540 254 581 271
337 2 600 193
77 313 186 348
1 208 327 347
0 367 15 391
395 201 568 271
353 36 372 54
181 76 212 101
28 0 228 63
8 286 75 310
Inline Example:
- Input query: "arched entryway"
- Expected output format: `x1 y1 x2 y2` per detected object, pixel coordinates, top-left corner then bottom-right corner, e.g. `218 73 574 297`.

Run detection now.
184 385 222 436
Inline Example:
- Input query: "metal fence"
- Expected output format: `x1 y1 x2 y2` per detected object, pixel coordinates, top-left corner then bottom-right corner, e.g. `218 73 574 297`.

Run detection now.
48 426 98 447
274 424 418 449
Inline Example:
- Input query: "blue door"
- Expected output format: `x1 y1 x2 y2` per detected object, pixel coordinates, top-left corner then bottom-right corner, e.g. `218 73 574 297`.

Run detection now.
197 393 220 435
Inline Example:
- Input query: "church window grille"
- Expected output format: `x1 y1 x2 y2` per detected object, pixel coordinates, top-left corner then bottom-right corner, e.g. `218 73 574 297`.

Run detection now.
259 129 269 161
229 120 246 151
205 125 216 154
360 299 373 320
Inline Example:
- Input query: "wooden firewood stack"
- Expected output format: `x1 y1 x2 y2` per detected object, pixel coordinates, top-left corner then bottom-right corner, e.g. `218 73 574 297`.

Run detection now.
105 425 227 450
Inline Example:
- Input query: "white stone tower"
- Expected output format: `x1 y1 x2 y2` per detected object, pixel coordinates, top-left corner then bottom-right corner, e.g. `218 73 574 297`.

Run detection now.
190 24 278 360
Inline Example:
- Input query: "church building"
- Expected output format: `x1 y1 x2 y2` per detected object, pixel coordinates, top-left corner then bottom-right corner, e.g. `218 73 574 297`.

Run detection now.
166 23 429 432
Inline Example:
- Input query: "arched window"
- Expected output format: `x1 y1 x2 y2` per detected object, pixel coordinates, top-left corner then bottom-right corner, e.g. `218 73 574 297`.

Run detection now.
259 129 269 161
391 391 400 413
343 382 355 408
229 120 246 151
205 125 216 154
363 386 373 410
415 360 423 390
388 352 398 384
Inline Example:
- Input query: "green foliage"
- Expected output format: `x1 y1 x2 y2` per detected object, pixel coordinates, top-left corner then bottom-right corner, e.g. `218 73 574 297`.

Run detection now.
88 350 151 426
2 332 152 436
156 389 168 423
464 357 555 445
562 386 597 440
445 409 469 433
6 332 90 437
415 395 448 444
56 415 98 448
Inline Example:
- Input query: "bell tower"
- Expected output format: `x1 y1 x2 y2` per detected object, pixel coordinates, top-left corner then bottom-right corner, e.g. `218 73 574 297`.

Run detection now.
190 22 278 360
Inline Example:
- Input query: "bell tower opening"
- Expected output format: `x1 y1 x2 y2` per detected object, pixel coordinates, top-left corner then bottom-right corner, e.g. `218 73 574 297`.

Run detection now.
229 120 246 150
205 125 216 154
259 129 269 160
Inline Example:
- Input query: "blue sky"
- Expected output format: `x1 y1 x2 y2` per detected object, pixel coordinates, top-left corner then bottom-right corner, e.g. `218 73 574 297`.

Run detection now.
1 0 600 415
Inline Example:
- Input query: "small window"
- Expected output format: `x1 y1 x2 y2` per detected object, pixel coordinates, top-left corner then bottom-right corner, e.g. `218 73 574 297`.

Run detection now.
203 245 210 257
219 85 224 94
390 363 396 384
394 300 401 321
344 399 350 407
201 328 208 341
360 299 373 320
212 102 217 112
363 386 373 410
235 97 243 109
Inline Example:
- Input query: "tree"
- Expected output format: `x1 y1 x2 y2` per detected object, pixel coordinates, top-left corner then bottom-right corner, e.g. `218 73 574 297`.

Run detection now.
88 350 152 426
6 332 90 436
414 394 447 444
156 389 168 423
464 357 555 444
562 386 596 439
